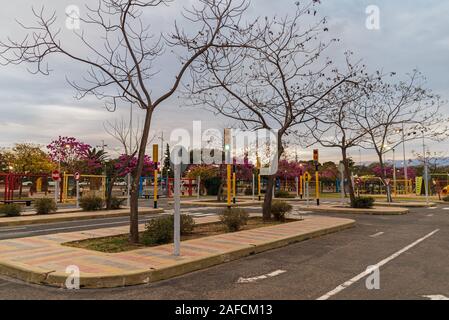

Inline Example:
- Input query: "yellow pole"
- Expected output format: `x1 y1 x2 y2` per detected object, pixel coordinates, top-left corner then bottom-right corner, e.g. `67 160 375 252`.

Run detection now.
227 165 232 207
315 171 320 206
152 144 159 209
258 172 261 201
154 170 158 209
299 175 303 199
63 173 68 203
233 171 236 204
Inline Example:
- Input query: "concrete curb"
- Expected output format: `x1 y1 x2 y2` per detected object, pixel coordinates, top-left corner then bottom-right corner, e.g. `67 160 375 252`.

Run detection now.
0 208 164 227
374 202 437 208
0 218 354 289
296 205 409 215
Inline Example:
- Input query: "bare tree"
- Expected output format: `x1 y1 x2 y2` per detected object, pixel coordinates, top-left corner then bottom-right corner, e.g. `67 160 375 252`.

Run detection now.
306 60 385 206
187 1 362 219
355 70 447 202
104 116 157 155
0 0 251 243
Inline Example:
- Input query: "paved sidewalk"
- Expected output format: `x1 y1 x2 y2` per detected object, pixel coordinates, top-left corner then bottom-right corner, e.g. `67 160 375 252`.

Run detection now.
0 208 164 227
0 215 354 288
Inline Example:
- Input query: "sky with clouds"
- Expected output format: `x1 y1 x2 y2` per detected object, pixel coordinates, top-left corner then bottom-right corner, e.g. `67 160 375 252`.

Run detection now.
0 0 447 164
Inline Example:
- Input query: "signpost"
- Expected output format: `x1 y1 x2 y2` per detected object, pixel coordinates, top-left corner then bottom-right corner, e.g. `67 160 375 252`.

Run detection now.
173 148 182 256
52 170 60 204
74 172 80 209
153 144 159 209
304 172 311 207
224 129 232 208
313 149 320 206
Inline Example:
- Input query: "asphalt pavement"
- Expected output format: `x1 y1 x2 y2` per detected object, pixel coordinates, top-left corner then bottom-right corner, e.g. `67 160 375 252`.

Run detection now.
0 202 448 300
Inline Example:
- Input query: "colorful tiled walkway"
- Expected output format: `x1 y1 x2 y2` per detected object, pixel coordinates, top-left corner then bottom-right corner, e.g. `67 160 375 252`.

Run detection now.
0 215 354 288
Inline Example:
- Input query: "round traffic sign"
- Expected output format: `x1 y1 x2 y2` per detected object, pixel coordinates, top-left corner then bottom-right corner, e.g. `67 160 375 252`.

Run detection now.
74 172 81 181
52 170 60 181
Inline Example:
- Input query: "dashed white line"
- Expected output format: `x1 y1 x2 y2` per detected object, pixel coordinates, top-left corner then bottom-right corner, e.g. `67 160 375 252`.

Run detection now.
370 232 384 238
237 270 287 283
317 229 440 300
428 207 437 210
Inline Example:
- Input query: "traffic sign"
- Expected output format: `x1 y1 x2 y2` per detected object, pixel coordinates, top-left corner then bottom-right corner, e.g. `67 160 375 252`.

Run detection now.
74 172 81 181
313 149 319 163
52 170 60 181
385 178 391 186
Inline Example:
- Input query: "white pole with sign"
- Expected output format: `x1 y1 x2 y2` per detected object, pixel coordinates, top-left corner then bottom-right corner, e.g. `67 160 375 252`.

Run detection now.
173 148 181 256
75 172 80 209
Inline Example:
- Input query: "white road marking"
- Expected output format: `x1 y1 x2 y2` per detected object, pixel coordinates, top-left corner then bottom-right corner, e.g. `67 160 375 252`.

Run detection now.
370 232 384 238
423 295 449 300
237 270 287 283
317 229 440 300
0 227 27 232
428 207 437 210
443 208 449 210
426 214 434 217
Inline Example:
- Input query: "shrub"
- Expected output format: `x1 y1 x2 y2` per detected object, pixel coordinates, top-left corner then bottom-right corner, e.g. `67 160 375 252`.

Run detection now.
352 197 375 209
180 214 196 234
0 204 22 217
109 197 126 210
244 187 253 196
219 208 249 232
142 216 173 245
79 195 104 211
271 200 293 221
275 190 295 198
142 214 196 246
443 196 449 202
34 198 57 215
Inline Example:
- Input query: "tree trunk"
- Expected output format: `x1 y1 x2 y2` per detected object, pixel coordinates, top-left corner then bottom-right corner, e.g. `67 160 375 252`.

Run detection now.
342 148 356 207
377 154 392 203
129 108 153 244
262 175 275 221
105 175 118 210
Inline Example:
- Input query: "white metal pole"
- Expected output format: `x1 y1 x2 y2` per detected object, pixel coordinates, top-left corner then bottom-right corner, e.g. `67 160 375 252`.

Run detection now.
76 180 80 209
393 148 397 196
423 133 429 206
197 176 201 200
402 124 408 193
252 173 255 201
306 181 310 207
174 151 181 256
295 176 299 198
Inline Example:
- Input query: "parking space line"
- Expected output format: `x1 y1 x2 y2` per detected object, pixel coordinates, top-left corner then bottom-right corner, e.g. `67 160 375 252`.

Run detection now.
237 270 287 283
370 232 384 238
317 229 440 300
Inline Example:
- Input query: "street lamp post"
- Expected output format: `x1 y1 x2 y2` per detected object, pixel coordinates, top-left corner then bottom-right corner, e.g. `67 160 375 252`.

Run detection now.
393 148 397 196
401 123 409 193
422 131 430 206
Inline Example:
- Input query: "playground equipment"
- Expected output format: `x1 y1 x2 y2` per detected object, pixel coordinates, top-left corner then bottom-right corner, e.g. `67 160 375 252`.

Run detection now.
167 178 197 198
62 173 106 203
1 172 50 203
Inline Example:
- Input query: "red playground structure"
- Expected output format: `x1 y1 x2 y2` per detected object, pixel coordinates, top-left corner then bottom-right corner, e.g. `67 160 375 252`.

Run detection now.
1 173 50 205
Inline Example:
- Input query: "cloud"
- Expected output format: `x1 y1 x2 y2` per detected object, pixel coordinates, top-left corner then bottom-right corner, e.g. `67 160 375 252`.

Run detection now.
0 0 447 162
